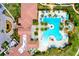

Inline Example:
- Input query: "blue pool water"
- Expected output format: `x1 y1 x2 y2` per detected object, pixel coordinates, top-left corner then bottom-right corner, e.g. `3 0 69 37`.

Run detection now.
41 17 63 46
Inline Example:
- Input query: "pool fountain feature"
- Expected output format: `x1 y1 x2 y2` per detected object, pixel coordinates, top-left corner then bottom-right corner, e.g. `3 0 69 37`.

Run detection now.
48 24 54 30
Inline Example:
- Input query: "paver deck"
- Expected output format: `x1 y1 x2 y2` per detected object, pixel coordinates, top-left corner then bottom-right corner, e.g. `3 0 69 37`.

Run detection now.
8 3 38 56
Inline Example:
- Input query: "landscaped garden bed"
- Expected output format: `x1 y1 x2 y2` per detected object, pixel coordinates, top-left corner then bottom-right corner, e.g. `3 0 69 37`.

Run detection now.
11 29 20 42
6 20 12 33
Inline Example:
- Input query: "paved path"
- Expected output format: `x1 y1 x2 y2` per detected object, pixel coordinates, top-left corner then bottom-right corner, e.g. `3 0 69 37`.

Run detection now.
41 3 79 15
1 3 15 21
75 49 79 56
71 4 79 14
41 3 71 7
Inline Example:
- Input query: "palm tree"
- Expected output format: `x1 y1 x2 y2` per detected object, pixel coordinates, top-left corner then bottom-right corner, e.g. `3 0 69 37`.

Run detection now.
60 23 64 30
34 31 38 36
53 14 57 17
1 41 9 49
36 28 39 31
41 14 44 18
44 22 48 26
65 20 70 25
48 14 51 17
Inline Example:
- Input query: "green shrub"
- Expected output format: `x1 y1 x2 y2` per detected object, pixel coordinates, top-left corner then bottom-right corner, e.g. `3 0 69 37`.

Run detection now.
36 28 39 31
1 41 9 49
34 31 38 35
33 20 38 25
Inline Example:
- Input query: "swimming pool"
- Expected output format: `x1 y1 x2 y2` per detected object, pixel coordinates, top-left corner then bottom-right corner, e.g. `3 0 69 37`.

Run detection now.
41 17 63 46
38 11 69 51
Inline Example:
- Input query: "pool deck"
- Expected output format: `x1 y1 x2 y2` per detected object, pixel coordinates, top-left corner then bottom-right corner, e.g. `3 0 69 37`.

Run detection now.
8 3 38 56
38 10 69 51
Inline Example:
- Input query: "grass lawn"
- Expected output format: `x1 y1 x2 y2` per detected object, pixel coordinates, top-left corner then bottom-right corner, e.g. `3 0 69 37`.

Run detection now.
3 3 21 23
38 3 50 10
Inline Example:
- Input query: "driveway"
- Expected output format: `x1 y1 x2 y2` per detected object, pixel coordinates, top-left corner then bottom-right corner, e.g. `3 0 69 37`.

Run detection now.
0 4 14 52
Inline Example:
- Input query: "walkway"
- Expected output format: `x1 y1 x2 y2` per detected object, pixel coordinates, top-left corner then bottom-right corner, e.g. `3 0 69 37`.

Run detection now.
71 4 79 14
41 3 79 14
75 49 79 56
8 3 38 56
